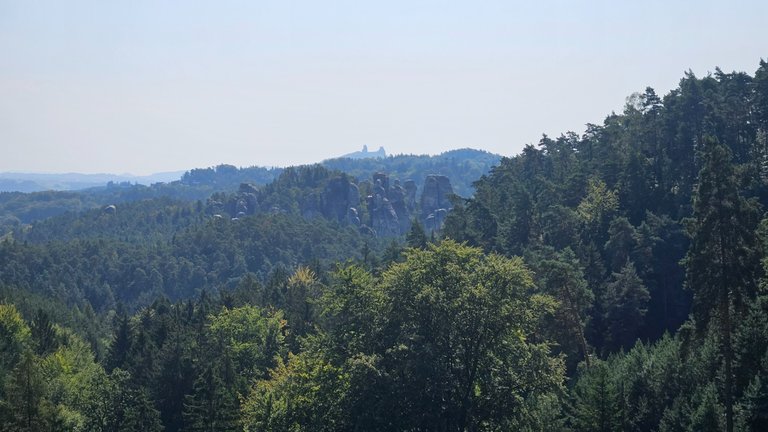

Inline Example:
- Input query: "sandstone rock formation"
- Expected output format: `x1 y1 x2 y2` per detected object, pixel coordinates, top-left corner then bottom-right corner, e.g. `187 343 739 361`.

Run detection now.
366 173 401 236
322 176 359 223
420 175 454 233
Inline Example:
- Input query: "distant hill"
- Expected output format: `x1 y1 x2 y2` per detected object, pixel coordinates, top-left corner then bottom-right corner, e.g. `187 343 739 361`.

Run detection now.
0 149 501 233
339 145 387 159
0 171 186 192
322 148 502 197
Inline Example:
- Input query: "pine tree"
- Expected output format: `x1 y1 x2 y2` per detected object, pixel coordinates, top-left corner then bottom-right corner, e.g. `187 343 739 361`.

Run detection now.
537 247 594 369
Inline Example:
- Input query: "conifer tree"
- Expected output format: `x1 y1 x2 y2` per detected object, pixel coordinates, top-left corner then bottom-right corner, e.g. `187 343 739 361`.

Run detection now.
106 312 132 373
30 309 57 356
405 219 428 249
183 364 239 432
683 138 761 432
4 350 47 431
602 261 650 352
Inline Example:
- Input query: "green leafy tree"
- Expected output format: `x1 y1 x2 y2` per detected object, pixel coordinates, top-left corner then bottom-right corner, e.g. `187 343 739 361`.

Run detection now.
123 384 164 432
0 304 31 384
688 383 725 432
208 305 286 387
318 264 383 359
154 331 196 432
577 177 619 245
241 350 348 432
357 241 563 430
738 352 768 431
284 267 319 351
603 217 638 273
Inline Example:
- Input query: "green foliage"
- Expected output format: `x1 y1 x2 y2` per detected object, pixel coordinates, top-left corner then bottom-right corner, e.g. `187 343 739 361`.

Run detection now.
602 262 650 352
208 305 286 385
527 247 594 371
323 148 501 198
0 304 31 382
349 241 563 429
183 363 239 432
577 177 619 228
3 350 49 431
405 218 429 249
241 350 348 432
683 138 762 432
570 361 620 432
738 351 768 431
2 60 768 431
683 139 761 329
0 208 383 312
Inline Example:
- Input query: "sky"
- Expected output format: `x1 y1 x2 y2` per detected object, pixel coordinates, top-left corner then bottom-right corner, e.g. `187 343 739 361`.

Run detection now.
1 1 767 175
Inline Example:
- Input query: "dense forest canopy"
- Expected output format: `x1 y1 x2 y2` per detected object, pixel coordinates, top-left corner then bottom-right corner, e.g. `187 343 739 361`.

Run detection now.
2 60 768 431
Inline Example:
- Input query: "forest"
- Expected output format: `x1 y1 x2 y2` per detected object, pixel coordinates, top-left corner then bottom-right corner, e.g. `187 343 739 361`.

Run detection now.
1 60 768 431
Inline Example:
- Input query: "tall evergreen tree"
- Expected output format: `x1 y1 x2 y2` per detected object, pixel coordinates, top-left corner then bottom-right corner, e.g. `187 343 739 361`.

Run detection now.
534 247 594 369
683 138 762 432
183 363 239 432
405 219 428 249
106 312 132 373
30 309 57 356
602 261 650 352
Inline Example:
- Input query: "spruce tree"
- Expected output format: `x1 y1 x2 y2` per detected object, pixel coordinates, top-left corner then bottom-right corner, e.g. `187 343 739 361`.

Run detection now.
683 138 761 432
30 309 57 356
106 313 132 373
602 261 650 352
182 364 239 432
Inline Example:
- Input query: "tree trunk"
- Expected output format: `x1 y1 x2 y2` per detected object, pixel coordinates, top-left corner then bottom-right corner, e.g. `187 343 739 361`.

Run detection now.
720 239 733 432
562 281 590 368
721 289 734 432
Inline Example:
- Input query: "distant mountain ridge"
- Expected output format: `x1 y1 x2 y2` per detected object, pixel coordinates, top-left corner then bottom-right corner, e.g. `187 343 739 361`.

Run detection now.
0 148 501 232
0 148 500 196
0 171 186 192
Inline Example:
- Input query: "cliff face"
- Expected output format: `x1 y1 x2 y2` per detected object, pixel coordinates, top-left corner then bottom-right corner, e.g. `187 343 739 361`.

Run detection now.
322 176 359 223
210 171 454 236
364 172 454 236
366 173 404 237
420 175 454 233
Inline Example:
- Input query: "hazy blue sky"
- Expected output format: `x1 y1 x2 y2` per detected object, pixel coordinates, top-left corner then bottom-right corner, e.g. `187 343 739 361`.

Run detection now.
1 1 767 174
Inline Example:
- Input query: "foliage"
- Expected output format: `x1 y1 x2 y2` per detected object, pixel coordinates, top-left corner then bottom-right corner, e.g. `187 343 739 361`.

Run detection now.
1 60 768 430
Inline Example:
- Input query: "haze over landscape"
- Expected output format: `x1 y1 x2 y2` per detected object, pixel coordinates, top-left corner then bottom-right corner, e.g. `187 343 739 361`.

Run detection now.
2 0 767 174
5 2 768 431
